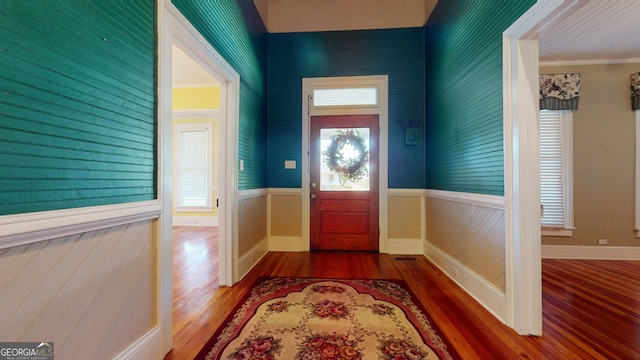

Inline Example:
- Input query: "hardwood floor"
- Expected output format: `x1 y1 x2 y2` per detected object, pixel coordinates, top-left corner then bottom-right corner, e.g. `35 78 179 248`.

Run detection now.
166 227 640 359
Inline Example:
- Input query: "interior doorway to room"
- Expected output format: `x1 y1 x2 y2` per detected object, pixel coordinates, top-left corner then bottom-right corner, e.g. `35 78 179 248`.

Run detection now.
170 44 223 335
309 114 379 251
171 45 220 229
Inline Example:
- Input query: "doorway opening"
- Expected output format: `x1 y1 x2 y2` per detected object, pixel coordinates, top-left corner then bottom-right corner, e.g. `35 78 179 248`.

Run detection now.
160 3 240 354
302 76 389 252
170 44 222 349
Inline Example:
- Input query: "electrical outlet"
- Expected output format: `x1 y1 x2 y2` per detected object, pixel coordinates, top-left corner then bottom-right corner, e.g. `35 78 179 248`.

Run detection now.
598 239 608 245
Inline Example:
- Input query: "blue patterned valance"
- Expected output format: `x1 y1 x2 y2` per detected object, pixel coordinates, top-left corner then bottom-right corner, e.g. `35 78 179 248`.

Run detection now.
539 73 580 111
631 72 640 110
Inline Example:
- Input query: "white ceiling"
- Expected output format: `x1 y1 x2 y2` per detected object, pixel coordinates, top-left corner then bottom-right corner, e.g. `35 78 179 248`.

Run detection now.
172 45 219 87
536 0 640 64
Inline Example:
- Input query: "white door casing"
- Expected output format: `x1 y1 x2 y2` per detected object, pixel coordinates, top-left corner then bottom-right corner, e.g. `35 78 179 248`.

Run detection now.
158 0 240 354
302 76 389 252
502 0 578 336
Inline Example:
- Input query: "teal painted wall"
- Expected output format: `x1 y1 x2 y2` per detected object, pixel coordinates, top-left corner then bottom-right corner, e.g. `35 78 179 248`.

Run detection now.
171 0 268 190
0 1 156 215
424 1 535 195
268 28 425 189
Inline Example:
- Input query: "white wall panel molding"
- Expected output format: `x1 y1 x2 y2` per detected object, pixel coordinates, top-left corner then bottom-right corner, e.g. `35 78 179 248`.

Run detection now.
424 189 505 210
0 201 161 250
239 188 269 200
268 188 302 195
388 188 425 197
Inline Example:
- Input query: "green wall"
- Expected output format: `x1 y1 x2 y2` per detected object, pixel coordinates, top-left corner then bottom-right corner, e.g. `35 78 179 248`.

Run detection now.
424 1 535 195
268 28 425 189
0 1 156 215
0 0 539 216
171 0 268 190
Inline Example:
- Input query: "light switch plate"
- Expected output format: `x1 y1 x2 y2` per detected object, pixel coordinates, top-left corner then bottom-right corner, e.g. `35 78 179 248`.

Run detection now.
284 160 296 169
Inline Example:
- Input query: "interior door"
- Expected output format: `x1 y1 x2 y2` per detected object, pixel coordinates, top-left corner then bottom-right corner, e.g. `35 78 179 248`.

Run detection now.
310 115 379 251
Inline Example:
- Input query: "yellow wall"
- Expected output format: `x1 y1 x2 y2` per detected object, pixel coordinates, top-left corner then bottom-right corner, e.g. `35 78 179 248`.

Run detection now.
172 86 220 220
270 195 302 237
388 195 422 239
172 86 220 109
541 63 640 247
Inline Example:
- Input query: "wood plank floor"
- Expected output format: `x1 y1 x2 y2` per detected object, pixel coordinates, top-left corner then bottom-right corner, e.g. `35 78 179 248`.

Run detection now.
165 227 640 359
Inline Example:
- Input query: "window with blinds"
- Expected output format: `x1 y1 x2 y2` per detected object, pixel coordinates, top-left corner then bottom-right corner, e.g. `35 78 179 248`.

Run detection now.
539 110 573 232
175 123 213 210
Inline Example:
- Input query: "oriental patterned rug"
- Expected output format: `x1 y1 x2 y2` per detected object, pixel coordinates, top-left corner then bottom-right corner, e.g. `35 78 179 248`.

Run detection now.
195 277 460 360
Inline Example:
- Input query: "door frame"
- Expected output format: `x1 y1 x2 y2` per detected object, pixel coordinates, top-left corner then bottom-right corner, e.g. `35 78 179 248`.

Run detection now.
502 0 575 335
302 76 389 252
158 1 240 354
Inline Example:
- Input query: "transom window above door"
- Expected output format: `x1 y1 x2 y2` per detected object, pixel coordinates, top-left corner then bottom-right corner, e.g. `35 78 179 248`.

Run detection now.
311 87 379 108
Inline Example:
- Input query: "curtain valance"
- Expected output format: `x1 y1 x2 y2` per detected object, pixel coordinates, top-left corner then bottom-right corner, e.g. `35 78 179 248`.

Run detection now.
539 73 580 111
631 72 640 111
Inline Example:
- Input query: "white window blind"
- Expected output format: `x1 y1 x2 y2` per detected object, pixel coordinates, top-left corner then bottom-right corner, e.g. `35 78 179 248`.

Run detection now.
539 110 572 229
175 124 212 209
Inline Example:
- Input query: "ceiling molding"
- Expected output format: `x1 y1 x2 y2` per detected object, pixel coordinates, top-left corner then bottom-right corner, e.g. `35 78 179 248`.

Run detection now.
540 58 640 67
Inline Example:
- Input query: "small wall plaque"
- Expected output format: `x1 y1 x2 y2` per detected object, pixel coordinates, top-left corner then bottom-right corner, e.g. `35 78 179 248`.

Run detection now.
404 127 418 146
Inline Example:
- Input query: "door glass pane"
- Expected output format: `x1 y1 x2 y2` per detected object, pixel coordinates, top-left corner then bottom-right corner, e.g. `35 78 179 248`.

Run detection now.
320 128 369 191
313 87 378 107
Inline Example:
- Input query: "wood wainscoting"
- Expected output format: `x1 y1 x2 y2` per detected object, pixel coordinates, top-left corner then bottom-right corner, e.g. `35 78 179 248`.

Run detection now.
167 226 640 359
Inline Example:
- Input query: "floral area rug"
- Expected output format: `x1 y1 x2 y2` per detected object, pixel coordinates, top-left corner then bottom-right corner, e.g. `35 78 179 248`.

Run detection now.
195 277 460 360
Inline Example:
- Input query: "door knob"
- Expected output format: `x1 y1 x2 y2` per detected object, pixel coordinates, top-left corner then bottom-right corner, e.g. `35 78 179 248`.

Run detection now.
311 182 317 188
311 194 317 199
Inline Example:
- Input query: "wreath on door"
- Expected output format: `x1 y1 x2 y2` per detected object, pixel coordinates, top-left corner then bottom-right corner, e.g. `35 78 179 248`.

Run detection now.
324 129 369 184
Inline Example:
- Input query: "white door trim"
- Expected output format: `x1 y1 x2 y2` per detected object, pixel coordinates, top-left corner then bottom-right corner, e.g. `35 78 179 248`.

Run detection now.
502 0 576 335
158 0 240 355
302 76 389 252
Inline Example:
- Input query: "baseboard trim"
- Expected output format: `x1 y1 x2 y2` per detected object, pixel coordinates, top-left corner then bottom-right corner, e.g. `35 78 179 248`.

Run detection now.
238 237 269 279
386 238 423 254
115 326 162 360
172 215 218 227
424 241 506 323
542 245 640 260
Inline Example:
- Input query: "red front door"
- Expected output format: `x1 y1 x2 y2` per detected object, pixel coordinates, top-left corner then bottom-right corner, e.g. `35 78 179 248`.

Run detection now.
310 115 379 251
